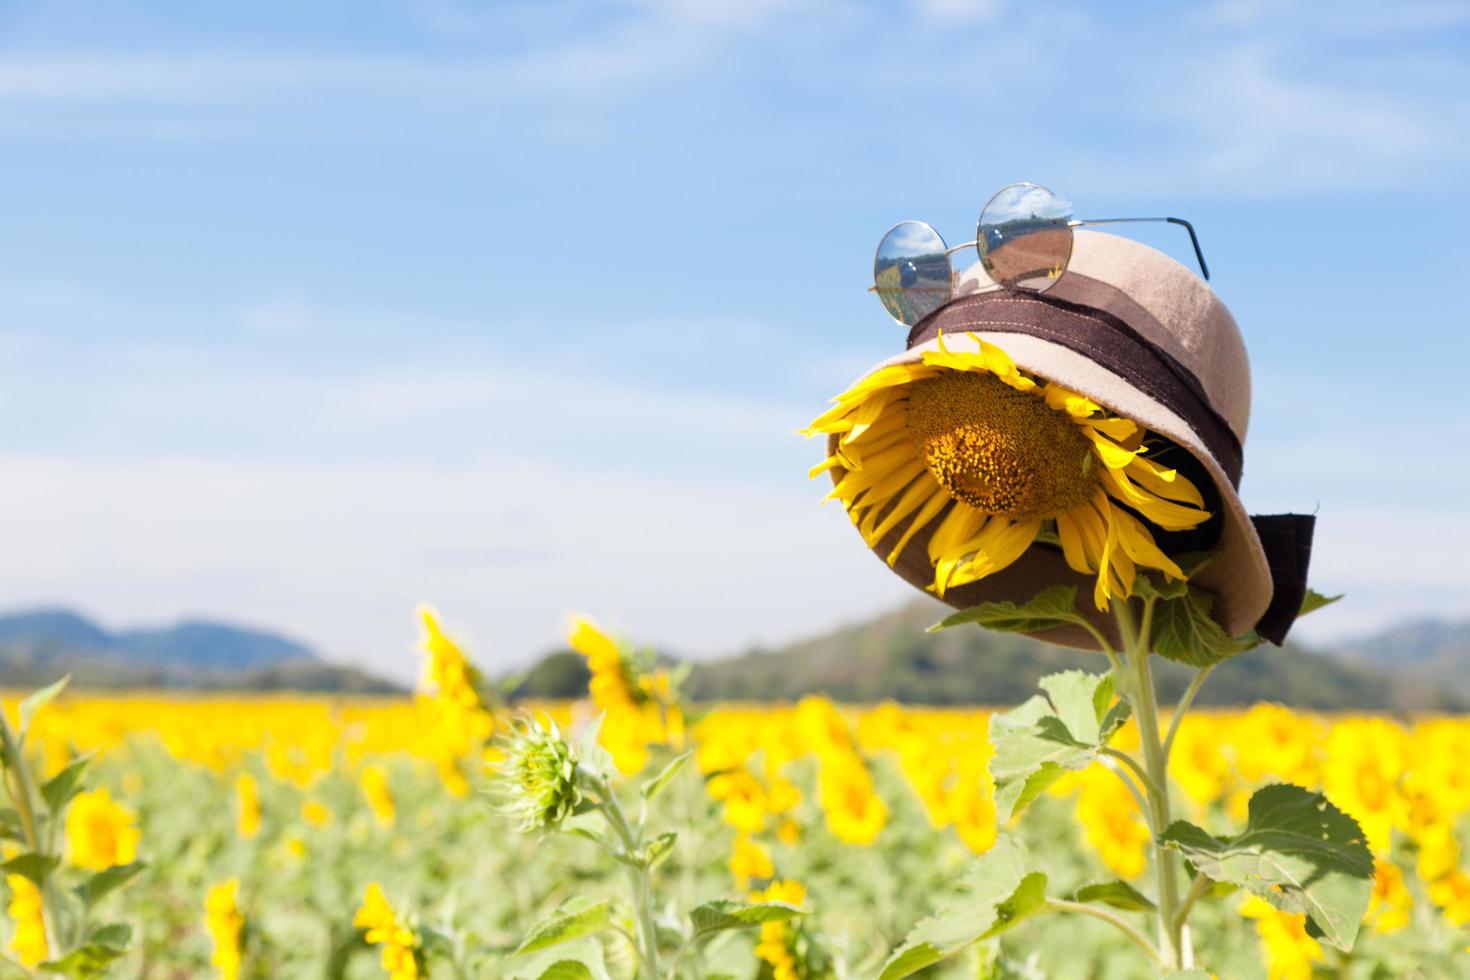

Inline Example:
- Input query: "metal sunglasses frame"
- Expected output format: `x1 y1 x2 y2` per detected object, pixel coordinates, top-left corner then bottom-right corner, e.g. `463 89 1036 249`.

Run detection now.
870 183 1210 325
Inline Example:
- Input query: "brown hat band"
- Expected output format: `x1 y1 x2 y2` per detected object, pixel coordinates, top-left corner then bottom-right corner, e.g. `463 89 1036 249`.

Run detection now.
905 290 1245 488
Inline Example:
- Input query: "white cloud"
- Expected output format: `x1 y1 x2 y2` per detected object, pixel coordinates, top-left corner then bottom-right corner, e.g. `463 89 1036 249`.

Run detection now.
0 450 909 682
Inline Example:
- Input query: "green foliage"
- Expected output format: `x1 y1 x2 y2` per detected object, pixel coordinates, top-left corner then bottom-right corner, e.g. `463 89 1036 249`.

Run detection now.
39 942 128 979
0 675 144 976
688 900 805 936
988 670 1129 822
1160 783 1374 950
77 861 145 907
640 749 692 804
514 900 616 956
1148 582 1257 667
1299 589 1343 617
930 586 1091 636
20 673 71 732
878 836 1047 980
0 852 59 886
1068 881 1156 913
505 937 611 980
41 754 93 813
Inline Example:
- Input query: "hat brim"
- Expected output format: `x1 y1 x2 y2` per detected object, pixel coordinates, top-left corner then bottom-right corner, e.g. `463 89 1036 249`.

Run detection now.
827 330 1272 651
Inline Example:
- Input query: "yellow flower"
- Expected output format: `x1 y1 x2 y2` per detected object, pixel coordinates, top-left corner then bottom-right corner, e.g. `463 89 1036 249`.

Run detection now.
1414 819 1460 884
730 833 774 887
236 774 261 840
1074 766 1150 880
205 878 244 980
707 768 771 834
5 873 47 967
817 754 887 846
1368 860 1412 935
1428 870 1470 928
302 800 331 828
803 334 1210 608
567 616 684 775
354 883 420 980
1240 895 1323 980
1321 717 1408 856
751 879 806 980
417 604 497 796
361 765 396 827
65 787 140 872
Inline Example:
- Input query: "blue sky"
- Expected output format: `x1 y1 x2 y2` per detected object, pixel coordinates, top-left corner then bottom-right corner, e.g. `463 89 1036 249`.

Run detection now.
0 0 1467 680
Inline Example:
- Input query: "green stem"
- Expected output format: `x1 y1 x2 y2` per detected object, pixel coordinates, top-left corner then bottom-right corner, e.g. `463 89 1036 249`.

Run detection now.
1100 746 1165 802
599 783 661 980
0 708 59 958
1116 600 1184 971
1173 872 1211 935
1045 899 1162 967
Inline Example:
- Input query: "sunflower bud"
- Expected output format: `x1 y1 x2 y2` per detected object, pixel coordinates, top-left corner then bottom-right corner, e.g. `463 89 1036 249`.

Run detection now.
496 718 585 832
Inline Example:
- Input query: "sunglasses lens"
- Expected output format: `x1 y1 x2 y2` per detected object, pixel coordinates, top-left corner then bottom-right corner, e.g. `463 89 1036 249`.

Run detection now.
874 220 953 326
977 183 1074 292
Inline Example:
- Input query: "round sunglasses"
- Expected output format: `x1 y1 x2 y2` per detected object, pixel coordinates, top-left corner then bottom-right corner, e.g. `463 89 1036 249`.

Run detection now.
872 182 1210 327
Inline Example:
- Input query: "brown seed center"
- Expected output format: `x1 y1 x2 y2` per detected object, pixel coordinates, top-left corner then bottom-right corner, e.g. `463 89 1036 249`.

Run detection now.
905 371 1099 519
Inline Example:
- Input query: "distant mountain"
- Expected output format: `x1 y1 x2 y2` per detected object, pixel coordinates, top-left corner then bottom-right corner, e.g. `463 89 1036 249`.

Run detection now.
513 600 1467 711
0 608 402 693
1332 617 1470 704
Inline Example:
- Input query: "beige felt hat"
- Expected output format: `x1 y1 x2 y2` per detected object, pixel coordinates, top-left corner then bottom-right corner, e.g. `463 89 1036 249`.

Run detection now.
831 230 1313 649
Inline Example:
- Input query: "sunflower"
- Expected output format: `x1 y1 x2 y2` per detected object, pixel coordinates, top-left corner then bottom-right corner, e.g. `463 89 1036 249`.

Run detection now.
802 333 1211 610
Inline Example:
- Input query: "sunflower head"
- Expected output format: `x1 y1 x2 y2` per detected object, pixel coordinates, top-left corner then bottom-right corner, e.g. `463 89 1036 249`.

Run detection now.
804 333 1215 613
495 717 585 832
906 370 1100 519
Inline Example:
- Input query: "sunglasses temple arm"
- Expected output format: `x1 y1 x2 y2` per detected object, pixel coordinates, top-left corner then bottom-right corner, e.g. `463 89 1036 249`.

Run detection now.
1071 217 1210 280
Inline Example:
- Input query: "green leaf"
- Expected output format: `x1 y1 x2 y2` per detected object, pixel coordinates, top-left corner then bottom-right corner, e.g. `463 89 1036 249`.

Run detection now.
77 862 145 907
1133 570 1189 601
1039 671 1112 744
85 923 131 947
38 942 126 978
988 671 1130 822
1172 551 1223 578
1069 881 1156 913
1299 590 1343 617
0 808 24 842
504 937 611 980
1160 783 1373 950
930 586 1084 635
1 853 59 887
41 755 94 814
689 900 804 937
1164 971 1212 979
20 674 71 733
643 831 677 869
878 837 1045 980
639 749 692 804
514 900 616 956
1150 584 1256 666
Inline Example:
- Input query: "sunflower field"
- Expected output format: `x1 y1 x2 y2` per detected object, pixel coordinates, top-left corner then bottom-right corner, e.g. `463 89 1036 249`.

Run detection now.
3 607 1469 980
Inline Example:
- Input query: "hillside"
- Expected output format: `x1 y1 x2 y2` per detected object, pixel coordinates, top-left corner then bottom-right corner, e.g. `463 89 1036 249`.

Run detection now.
1331 618 1470 704
0 608 402 693
679 599 1449 710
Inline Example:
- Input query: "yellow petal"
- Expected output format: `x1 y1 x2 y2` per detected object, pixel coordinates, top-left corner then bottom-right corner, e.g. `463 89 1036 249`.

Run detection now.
1099 465 1211 531
1126 453 1207 508
1043 383 1101 418
1113 508 1186 581
885 491 952 566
